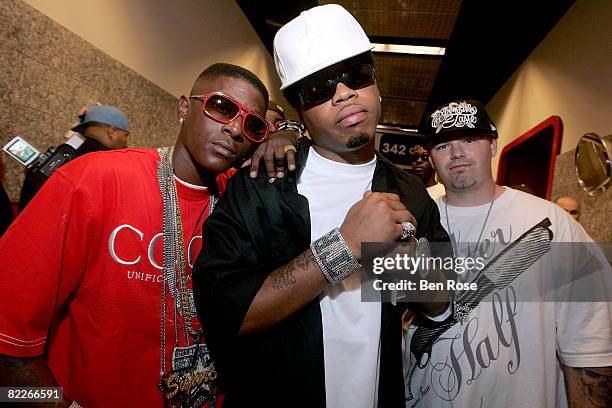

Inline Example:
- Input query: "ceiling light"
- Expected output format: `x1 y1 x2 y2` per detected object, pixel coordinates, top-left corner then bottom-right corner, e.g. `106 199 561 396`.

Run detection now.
377 125 419 134
372 43 446 56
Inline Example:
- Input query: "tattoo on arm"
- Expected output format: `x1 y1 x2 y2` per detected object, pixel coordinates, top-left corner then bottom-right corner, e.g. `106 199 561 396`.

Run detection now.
271 251 314 291
564 365 612 408
271 264 297 290
295 250 315 270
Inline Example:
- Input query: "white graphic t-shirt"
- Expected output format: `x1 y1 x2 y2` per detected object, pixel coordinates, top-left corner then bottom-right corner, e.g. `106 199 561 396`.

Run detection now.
404 187 612 408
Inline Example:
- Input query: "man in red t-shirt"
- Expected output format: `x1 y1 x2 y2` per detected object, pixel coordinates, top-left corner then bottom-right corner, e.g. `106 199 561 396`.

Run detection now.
0 63 294 407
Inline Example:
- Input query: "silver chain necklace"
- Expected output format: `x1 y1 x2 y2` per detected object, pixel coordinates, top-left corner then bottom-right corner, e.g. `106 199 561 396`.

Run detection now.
156 146 217 382
444 190 497 324
444 191 496 258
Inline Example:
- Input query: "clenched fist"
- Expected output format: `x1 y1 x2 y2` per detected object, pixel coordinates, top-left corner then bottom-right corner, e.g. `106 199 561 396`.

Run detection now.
339 191 417 260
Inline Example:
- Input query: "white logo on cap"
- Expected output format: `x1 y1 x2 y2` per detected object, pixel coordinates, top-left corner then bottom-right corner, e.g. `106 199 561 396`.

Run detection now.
430 101 478 134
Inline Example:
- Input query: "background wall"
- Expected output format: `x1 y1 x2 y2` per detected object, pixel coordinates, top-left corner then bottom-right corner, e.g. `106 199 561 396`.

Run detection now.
487 0 612 175
1 0 289 203
1 0 179 201
487 0 611 242
20 0 286 101
551 149 611 242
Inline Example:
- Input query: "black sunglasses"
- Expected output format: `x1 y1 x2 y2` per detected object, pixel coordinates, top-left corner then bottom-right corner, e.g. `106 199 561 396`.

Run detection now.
410 152 429 162
296 63 376 110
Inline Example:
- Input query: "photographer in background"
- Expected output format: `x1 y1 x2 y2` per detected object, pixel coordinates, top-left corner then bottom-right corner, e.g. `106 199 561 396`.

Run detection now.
18 104 130 209
71 103 130 151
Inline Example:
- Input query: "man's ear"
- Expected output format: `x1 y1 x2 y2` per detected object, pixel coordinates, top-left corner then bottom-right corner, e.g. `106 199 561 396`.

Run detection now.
490 138 498 157
178 96 190 121
428 151 436 170
107 127 121 145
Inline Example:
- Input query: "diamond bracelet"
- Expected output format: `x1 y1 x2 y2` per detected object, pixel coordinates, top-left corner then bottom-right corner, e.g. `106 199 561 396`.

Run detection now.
311 227 361 285
276 120 304 136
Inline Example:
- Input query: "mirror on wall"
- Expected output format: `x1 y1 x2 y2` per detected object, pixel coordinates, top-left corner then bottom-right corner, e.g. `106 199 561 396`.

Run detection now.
575 133 611 196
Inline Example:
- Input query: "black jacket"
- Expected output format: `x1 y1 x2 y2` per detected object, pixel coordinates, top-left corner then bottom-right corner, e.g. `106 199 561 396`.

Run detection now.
194 139 450 408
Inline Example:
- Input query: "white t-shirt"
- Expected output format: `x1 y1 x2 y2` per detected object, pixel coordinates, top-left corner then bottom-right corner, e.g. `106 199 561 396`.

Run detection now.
298 147 381 408
404 187 612 407
426 183 446 201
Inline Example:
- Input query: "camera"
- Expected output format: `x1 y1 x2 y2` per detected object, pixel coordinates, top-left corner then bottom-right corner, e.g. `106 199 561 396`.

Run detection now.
3 134 84 180
26 142 80 184
3 134 85 209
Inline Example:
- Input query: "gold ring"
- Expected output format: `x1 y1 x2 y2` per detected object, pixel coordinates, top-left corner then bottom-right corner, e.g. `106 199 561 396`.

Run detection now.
283 144 297 155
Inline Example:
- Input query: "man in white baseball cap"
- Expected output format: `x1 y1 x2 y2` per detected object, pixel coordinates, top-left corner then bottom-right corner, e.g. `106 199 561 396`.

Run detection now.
194 5 452 407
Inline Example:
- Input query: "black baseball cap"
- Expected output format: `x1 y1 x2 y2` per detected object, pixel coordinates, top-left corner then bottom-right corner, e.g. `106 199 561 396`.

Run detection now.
424 99 498 145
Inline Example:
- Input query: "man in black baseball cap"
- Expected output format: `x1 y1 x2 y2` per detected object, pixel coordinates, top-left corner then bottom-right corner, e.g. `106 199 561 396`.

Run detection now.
424 99 499 197
404 99 612 407
426 99 497 144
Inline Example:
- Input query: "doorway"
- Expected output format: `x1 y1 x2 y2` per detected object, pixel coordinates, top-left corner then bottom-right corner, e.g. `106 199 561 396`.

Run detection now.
496 116 563 199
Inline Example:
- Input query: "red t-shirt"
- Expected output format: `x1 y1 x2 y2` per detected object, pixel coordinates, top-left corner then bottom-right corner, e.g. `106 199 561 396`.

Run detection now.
0 148 232 407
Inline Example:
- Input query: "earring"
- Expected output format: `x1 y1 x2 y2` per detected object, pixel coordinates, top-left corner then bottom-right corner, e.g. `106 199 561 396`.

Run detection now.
379 96 383 102
178 117 184 124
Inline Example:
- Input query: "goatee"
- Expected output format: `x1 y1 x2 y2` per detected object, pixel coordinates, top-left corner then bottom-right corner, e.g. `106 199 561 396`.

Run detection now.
346 133 372 148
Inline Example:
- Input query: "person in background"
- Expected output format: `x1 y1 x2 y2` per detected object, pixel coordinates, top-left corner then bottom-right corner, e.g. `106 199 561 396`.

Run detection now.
0 63 297 407
0 157 13 236
410 144 445 200
555 195 581 222
404 98 611 407
265 100 286 131
72 104 130 150
18 104 130 209
194 5 451 407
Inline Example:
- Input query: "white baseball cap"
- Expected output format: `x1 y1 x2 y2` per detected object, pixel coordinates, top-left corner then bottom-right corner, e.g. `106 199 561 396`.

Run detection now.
273 4 374 90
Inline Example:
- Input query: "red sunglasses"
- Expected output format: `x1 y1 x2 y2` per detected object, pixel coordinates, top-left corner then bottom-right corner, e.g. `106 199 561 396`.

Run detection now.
189 92 269 143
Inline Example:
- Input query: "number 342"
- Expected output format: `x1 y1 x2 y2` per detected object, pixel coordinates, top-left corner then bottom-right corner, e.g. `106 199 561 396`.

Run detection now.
381 143 406 155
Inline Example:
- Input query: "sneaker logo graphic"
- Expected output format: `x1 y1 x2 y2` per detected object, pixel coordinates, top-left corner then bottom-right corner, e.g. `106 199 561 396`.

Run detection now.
430 101 478 133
